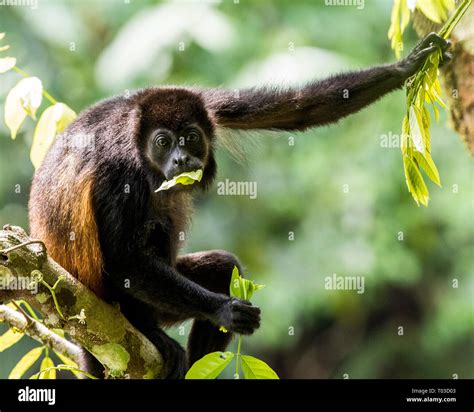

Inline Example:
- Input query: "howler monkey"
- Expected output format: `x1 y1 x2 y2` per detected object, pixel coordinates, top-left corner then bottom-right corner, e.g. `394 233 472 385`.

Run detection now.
28 33 451 378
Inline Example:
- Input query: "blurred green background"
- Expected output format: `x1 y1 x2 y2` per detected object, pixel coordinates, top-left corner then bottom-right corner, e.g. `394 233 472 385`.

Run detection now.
0 0 472 379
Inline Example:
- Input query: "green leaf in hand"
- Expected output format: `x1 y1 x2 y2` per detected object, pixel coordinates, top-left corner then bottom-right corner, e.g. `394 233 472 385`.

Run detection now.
230 266 265 301
155 169 203 192
185 351 234 379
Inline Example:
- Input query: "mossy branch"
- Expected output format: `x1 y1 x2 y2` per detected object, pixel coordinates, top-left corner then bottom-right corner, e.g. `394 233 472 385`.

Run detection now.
0 224 164 379
0 304 90 377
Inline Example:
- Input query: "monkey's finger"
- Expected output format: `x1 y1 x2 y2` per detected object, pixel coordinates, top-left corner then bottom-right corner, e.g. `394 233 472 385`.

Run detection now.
233 310 260 325
234 303 261 317
231 298 261 313
234 299 253 306
439 52 453 67
416 45 439 60
444 40 452 51
421 32 449 50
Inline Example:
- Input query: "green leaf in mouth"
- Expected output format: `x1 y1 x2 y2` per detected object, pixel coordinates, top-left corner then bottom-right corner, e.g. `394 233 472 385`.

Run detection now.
155 169 203 192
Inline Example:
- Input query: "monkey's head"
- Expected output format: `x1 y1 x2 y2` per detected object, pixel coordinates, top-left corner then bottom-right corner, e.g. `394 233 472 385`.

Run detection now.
138 88 217 190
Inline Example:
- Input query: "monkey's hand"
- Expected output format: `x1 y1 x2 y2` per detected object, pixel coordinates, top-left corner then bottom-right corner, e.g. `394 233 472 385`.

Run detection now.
212 297 261 335
397 32 452 80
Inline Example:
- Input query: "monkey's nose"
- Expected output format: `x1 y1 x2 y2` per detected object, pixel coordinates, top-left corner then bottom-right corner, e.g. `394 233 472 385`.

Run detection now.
174 155 189 167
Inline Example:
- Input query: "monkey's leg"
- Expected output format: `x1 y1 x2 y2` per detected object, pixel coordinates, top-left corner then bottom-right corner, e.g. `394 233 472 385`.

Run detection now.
176 250 243 366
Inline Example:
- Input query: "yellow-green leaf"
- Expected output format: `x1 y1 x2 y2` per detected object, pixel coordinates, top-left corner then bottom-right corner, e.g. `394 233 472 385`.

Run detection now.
241 355 279 379
401 115 410 155
441 0 455 11
404 157 429 206
0 328 24 352
55 103 76 132
433 104 440 122
185 351 234 379
230 265 245 299
400 0 411 30
0 56 16 74
229 266 265 301
416 0 446 23
414 151 441 187
408 106 425 154
9 347 43 379
389 0 408 58
155 169 203 192
30 103 76 169
39 356 56 379
5 77 43 139
0 44 10 52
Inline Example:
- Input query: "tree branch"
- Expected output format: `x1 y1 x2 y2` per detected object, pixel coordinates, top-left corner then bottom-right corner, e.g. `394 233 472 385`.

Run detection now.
0 224 164 379
0 304 90 375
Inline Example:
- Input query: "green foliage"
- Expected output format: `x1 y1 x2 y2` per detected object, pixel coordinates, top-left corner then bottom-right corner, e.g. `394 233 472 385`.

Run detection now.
230 266 265 301
0 33 16 73
186 267 278 380
0 33 76 167
394 0 471 206
185 352 234 379
241 355 278 380
388 0 456 58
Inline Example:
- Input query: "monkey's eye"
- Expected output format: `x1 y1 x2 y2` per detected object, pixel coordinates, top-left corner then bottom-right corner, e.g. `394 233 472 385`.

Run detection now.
186 130 200 142
155 135 170 148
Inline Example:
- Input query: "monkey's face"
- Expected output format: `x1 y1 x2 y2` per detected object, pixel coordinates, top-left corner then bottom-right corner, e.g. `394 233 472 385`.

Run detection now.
146 124 209 182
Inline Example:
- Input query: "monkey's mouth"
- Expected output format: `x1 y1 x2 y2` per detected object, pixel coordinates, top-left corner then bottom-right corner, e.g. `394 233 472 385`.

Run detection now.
155 169 203 192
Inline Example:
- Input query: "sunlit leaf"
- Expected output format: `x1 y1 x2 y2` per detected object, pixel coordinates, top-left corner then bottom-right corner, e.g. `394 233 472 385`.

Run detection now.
241 355 279 379
403 157 429 206
9 347 43 379
414 151 441 187
0 328 24 352
433 104 439 122
229 266 265 301
30 103 76 169
5 77 43 139
416 0 446 23
39 356 56 379
185 351 234 379
230 265 245 299
408 106 425 154
0 44 10 52
0 57 16 74
400 0 411 30
401 115 410 155
55 103 76 132
155 169 203 192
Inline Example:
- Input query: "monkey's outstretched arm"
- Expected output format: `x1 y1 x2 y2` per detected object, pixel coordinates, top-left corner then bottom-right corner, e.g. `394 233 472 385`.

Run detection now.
110 259 260 335
202 33 451 131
